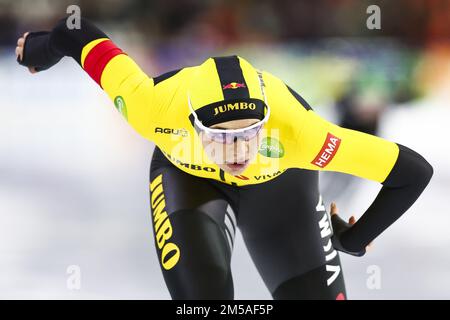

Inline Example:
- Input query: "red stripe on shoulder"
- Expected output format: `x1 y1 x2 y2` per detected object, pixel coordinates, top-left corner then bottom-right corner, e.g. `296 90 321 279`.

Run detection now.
83 40 125 88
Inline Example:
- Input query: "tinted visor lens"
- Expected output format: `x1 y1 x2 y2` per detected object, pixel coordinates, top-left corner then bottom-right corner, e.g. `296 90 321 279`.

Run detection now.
198 123 263 144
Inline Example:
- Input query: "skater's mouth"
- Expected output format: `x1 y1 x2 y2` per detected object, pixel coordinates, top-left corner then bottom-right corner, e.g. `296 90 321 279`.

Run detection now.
225 159 249 171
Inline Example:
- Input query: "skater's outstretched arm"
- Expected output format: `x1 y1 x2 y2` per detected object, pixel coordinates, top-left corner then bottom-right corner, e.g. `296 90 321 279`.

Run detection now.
16 17 160 137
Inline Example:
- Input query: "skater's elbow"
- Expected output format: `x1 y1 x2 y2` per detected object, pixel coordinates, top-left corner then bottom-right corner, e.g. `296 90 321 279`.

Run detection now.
382 143 433 190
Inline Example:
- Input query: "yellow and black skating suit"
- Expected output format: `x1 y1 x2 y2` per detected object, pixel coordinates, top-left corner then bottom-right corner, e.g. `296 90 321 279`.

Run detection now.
78 37 399 187
18 17 433 253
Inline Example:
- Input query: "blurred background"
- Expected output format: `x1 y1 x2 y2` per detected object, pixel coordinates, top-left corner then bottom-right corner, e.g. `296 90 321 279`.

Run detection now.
1 0 449 299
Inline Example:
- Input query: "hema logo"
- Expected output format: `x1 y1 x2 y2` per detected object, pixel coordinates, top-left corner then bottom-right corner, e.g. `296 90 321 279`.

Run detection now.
311 133 341 168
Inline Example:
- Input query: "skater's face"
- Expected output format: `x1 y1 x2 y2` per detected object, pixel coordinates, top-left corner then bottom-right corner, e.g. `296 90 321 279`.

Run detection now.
200 118 263 176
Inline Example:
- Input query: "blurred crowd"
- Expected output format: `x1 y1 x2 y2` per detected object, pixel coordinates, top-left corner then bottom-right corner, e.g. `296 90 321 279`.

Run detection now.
1 0 449 45
1 0 449 114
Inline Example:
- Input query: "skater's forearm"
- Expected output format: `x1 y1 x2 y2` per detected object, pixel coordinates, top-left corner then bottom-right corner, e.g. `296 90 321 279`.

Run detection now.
18 17 111 70
340 144 433 252
48 18 109 64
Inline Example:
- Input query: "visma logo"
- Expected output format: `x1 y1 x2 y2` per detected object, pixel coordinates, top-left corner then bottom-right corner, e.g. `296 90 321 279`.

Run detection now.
114 96 128 120
258 137 284 158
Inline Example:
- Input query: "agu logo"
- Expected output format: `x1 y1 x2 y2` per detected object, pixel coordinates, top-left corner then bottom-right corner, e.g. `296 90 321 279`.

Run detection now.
150 174 180 270
311 133 341 168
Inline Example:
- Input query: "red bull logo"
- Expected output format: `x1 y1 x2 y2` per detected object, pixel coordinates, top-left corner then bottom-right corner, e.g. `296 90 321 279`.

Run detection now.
223 82 246 90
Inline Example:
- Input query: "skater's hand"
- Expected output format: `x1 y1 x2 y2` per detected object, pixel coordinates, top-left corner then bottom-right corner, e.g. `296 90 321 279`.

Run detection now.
16 32 37 74
330 202 372 256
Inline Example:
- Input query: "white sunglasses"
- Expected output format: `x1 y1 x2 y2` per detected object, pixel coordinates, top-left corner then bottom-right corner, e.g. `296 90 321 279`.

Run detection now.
187 70 270 144
188 95 270 133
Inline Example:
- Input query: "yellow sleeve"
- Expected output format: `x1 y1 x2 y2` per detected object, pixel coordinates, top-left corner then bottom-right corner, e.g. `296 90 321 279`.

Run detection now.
80 38 156 138
101 55 156 137
295 110 400 183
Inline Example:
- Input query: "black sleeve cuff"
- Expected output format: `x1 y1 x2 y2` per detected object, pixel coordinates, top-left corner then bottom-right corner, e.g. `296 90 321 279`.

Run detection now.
49 17 109 64
18 18 109 71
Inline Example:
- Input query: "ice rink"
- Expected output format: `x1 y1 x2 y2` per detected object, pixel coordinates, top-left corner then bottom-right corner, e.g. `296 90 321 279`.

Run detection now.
1 54 449 299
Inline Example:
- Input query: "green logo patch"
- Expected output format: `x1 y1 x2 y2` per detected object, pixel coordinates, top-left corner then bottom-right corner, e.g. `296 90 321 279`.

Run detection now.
259 137 285 158
114 96 128 120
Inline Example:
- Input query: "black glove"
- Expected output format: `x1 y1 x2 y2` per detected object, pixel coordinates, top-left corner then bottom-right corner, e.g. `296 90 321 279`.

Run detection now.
17 31 62 72
331 214 366 257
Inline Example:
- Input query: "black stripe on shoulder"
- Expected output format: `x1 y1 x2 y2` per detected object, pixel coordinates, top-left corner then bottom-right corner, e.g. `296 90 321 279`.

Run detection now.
286 85 313 111
153 68 182 86
213 56 250 100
